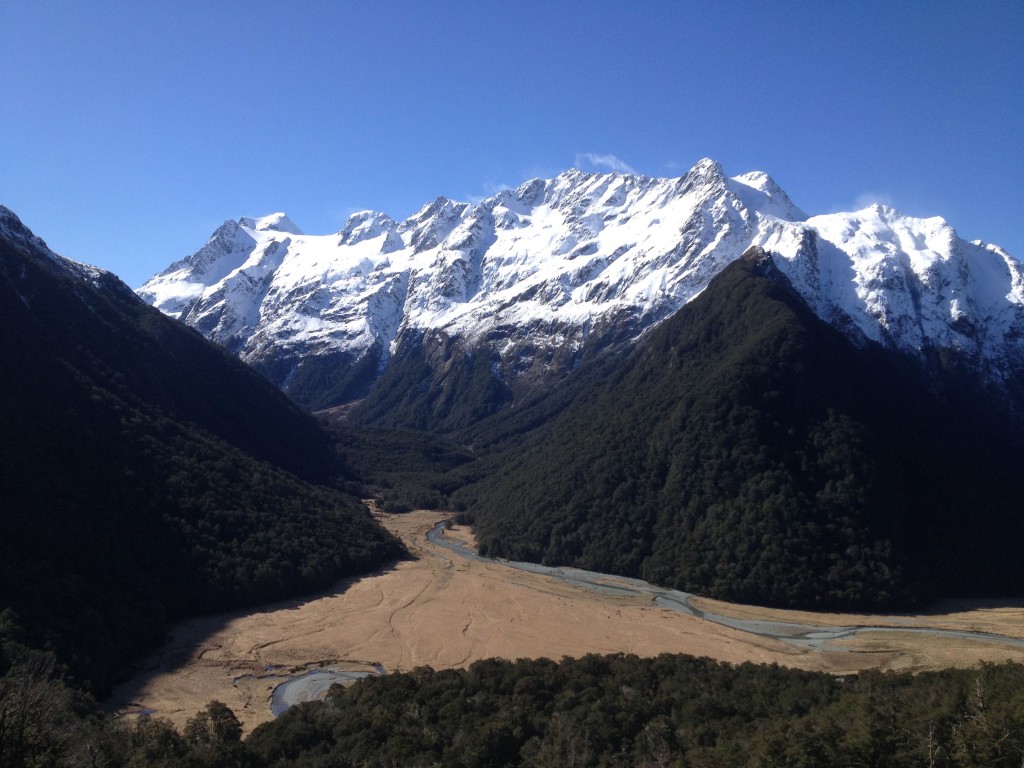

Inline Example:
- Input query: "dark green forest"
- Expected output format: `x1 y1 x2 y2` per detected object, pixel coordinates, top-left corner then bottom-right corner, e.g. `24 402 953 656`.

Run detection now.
8 645 1024 768
445 252 1024 611
0 211 405 695
330 424 477 513
348 330 515 433
250 654 1024 768
328 251 1024 613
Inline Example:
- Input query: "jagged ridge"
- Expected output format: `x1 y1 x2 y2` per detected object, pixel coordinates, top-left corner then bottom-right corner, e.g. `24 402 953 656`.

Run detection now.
137 160 1024 416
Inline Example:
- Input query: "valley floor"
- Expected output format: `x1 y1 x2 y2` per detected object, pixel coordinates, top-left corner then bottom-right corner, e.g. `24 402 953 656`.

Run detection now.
110 510 1024 735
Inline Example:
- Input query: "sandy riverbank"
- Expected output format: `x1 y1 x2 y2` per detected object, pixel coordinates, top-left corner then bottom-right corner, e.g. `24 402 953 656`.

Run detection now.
110 510 1024 734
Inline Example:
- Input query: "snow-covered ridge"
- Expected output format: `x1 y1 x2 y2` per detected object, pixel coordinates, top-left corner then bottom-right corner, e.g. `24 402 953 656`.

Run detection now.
136 159 1024 404
763 203 1024 367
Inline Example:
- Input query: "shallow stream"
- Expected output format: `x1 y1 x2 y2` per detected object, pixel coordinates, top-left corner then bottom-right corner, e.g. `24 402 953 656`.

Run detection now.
268 521 1024 717
426 522 1024 654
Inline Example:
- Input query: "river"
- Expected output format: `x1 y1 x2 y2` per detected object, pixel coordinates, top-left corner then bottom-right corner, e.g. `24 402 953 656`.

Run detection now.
268 520 1024 716
426 521 1024 653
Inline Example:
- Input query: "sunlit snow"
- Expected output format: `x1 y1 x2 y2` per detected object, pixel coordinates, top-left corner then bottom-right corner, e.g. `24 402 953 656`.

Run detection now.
137 159 1024 387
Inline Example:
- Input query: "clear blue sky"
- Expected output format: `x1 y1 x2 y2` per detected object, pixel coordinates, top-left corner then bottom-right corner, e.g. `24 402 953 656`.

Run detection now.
2 0 1021 288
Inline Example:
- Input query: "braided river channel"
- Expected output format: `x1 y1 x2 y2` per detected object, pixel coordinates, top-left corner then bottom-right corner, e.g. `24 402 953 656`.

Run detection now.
269 520 1024 715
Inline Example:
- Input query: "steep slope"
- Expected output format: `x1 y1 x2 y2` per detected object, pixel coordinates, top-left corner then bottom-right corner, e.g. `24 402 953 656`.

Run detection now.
0 207 404 693
139 161 1024 429
455 250 1024 610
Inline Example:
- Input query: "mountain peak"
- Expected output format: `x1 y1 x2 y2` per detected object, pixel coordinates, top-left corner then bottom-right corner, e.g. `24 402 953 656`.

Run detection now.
814 203 955 242
689 157 727 182
728 170 807 221
409 196 457 218
239 212 303 235
559 167 600 183
399 196 470 251
338 210 399 246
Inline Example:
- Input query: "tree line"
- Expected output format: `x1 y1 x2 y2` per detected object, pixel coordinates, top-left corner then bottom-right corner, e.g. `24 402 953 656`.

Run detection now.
9 639 1024 768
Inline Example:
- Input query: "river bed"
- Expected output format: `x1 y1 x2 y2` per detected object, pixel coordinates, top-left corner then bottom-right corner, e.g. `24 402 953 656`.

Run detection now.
425 521 1024 655
266 664 386 716
272 522 1024 717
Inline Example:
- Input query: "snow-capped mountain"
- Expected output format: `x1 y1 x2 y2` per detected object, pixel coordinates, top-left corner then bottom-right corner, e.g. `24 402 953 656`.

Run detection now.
138 159 1024 412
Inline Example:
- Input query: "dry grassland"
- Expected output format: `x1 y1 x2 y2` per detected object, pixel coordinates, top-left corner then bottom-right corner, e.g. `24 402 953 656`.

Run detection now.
110 510 1024 734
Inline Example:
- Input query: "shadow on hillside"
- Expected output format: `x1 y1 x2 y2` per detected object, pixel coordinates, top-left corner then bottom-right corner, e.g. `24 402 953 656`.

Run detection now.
105 559 405 717
918 596 1024 615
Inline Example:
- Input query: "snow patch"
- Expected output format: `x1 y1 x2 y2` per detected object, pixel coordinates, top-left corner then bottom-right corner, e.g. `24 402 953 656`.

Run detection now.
239 212 303 235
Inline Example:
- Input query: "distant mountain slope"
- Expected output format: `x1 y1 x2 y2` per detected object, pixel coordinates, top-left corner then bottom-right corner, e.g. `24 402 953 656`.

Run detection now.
0 207 404 693
140 160 1024 427
454 250 1024 610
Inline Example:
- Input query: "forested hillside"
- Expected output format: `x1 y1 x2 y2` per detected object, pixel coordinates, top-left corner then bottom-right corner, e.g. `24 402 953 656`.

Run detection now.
0 209 405 694
455 250 1024 610
9 647 1024 767
245 655 1024 768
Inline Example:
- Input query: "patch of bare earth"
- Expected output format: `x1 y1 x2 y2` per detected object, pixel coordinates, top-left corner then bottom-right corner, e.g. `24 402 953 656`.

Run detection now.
110 510 1024 734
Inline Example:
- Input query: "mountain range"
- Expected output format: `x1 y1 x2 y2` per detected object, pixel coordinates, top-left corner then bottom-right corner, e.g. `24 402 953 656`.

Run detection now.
4 162 1024 762
131 159 1024 609
139 158 1024 424
4 152 1023 684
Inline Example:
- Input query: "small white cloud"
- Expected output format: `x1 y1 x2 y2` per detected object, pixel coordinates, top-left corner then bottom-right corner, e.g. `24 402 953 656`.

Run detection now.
853 191 894 210
829 191 897 215
575 153 636 174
